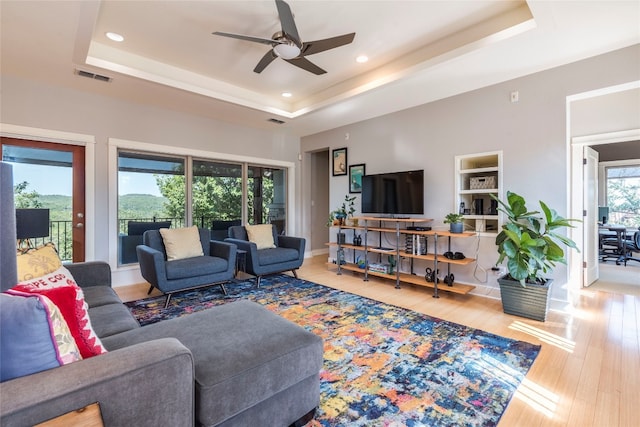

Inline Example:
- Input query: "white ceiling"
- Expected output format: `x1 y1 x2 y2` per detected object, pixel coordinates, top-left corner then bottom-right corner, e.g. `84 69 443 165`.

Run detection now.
1 1 639 137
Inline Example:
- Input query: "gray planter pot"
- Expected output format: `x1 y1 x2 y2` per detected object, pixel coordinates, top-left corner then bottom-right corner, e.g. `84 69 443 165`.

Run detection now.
497 276 552 322
449 222 464 233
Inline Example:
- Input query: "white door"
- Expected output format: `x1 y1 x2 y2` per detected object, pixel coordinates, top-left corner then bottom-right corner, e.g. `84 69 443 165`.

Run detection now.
583 146 599 286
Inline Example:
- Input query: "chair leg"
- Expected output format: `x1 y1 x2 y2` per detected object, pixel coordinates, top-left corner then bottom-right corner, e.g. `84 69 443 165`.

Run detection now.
292 269 298 279
163 293 172 309
147 285 154 295
256 276 262 288
219 283 227 295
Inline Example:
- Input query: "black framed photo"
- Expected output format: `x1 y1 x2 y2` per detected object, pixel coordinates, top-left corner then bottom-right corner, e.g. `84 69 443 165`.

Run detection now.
349 163 365 193
332 147 347 176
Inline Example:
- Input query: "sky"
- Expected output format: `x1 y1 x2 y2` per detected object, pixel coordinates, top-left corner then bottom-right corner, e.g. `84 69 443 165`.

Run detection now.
10 163 161 197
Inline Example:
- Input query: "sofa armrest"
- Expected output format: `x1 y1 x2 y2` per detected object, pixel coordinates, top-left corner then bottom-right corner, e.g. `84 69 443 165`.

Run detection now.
0 338 194 427
65 261 112 289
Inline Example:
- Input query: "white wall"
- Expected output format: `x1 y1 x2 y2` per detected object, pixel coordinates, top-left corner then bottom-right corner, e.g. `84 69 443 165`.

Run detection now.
301 44 640 306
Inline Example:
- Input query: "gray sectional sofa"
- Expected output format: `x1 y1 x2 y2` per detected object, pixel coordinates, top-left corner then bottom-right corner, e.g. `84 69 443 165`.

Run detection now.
0 261 324 426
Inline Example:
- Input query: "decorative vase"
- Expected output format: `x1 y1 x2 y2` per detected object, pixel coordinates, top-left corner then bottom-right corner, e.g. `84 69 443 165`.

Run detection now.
497 276 552 322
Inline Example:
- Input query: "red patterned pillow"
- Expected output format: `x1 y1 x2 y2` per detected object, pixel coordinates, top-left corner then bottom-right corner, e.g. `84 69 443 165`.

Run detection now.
8 266 107 359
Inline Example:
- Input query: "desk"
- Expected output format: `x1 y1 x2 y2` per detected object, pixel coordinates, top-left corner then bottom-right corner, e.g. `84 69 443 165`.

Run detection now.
599 224 629 265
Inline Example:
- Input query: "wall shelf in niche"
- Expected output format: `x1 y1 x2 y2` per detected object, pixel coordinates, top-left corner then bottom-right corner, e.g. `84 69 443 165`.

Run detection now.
455 151 503 236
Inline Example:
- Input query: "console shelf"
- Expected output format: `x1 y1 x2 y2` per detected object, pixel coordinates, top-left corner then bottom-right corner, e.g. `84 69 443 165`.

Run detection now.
326 262 475 295
327 217 476 297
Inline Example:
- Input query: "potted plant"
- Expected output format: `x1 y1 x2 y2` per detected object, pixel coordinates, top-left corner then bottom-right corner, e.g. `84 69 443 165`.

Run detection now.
328 194 357 227
492 191 580 321
444 212 464 233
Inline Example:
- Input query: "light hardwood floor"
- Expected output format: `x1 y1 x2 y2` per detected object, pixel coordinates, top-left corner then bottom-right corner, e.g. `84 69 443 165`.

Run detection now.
115 256 640 427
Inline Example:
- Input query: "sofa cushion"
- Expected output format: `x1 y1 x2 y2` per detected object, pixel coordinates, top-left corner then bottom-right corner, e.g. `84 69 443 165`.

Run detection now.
16 243 62 281
160 226 204 261
0 292 81 382
245 224 276 250
82 285 124 308
9 266 107 359
88 303 140 338
257 247 300 266
165 256 229 280
101 300 323 427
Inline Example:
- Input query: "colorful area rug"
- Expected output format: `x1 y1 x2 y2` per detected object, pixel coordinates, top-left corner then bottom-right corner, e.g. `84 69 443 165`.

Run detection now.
126 275 540 426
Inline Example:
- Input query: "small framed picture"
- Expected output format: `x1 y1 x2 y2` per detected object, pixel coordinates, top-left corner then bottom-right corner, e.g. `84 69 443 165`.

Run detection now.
349 163 365 193
332 147 347 176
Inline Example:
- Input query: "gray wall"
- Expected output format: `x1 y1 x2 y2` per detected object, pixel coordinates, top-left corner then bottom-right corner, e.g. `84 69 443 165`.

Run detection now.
301 44 640 304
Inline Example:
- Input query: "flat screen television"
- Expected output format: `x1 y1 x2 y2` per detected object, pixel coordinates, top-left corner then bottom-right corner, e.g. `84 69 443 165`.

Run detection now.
361 169 424 216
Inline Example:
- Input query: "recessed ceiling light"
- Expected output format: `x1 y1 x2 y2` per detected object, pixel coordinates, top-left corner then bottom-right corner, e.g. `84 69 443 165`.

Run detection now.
106 32 124 42
356 55 368 63
282 92 292 98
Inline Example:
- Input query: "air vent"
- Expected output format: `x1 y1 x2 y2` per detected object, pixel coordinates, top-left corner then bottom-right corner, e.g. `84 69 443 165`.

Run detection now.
75 69 112 83
267 118 285 125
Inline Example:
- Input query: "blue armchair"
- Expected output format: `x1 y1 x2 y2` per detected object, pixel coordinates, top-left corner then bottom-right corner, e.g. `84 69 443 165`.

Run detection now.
226 224 305 287
136 227 237 307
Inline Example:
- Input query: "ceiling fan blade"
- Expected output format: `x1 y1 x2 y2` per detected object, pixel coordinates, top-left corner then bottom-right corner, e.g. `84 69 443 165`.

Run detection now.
254 50 278 73
275 0 301 46
285 57 326 75
301 33 356 56
212 31 276 46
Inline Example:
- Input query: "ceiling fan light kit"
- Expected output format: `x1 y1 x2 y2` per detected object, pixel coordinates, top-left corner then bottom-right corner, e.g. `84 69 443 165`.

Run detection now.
213 0 355 75
273 43 300 60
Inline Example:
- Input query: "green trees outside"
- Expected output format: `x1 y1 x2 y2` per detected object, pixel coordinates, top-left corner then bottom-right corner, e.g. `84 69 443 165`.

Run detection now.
13 181 42 209
155 173 244 225
607 177 640 228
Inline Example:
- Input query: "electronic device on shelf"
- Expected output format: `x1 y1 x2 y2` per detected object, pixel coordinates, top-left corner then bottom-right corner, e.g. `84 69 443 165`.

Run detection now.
361 169 424 215
406 226 431 231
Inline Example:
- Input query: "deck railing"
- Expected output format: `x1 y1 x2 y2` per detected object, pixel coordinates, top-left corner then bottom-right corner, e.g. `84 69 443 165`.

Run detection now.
25 215 277 262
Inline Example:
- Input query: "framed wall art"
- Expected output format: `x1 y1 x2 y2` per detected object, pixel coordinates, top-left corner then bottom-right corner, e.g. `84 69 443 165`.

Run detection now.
349 163 365 193
332 147 347 176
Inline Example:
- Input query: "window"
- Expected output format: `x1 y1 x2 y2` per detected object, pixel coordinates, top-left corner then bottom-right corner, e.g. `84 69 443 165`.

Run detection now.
191 159 242 228
116 149 288 265
117 151 185 265
604 163 640 228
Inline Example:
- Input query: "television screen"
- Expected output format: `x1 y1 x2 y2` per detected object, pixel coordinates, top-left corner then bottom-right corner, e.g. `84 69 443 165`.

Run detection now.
361 169 424 215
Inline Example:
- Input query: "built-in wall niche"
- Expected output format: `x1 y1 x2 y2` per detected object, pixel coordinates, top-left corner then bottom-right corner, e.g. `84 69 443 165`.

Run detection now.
455 151 503 235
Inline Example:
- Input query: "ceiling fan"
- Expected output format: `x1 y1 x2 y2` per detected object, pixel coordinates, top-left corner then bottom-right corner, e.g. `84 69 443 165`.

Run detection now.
213 0 355 75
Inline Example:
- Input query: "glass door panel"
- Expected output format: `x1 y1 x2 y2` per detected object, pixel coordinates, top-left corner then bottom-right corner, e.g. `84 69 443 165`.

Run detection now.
247 165 286 234
1 138 85 262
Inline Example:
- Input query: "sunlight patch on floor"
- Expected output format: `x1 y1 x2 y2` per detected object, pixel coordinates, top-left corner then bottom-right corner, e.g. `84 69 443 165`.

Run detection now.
509 321 576 353
513 377 559 418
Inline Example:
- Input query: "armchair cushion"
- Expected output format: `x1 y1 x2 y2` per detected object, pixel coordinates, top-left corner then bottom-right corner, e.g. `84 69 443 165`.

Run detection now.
160 226 204 260
258 247 300 266
165 256 230 280
245 223 276 250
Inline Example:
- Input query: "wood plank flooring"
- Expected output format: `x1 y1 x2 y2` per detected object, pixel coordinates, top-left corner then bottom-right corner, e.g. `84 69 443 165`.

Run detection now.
114 255 640 427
